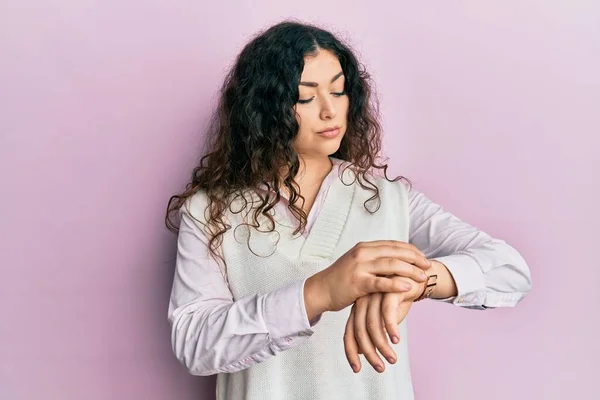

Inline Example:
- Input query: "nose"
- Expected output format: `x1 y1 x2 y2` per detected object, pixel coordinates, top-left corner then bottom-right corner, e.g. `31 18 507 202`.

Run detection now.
320 97 337 120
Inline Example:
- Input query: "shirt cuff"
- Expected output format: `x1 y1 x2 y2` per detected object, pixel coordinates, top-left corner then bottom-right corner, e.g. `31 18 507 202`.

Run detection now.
263 279 317 346
432 254 487 308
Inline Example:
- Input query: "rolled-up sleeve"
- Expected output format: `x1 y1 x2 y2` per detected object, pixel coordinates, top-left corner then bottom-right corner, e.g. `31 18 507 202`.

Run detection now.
407 186 532 309
168 195 319 376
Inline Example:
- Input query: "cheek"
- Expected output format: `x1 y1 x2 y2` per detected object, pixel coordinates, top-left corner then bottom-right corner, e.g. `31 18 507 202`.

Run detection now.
292 111 310 147
294 124 312 148
295 109 314 133
341 98 350 116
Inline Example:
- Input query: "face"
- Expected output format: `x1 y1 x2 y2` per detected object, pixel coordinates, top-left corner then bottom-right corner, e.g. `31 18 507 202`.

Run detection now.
292 49 349 160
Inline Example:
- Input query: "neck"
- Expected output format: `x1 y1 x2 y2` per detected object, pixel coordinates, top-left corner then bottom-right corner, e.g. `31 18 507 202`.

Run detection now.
295 155 333 185
279 155 334 197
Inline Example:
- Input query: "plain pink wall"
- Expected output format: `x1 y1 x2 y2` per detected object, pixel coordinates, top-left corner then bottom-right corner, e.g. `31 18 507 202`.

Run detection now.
1 1 598 399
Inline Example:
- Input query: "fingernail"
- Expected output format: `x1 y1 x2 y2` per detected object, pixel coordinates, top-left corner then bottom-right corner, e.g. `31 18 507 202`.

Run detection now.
351 364 358 373
376 365 384 372
387 356 395 364
392 336 399 344
420 272 427 280
403 282 412 290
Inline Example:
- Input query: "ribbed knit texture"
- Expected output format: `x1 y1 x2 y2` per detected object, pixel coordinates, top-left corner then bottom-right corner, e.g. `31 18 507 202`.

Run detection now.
216 165 414 400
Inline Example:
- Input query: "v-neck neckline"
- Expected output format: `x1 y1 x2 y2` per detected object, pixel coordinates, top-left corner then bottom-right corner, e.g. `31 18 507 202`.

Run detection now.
299 158 339 225
271 156 339 224
270 159 356 260
272 156 339 224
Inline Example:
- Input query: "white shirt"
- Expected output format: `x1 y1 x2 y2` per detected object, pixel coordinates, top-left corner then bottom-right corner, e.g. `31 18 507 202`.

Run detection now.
168 158 532 376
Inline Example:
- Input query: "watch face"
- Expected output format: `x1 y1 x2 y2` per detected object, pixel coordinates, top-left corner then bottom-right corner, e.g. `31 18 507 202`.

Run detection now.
416 274 438 302
425 274 438 299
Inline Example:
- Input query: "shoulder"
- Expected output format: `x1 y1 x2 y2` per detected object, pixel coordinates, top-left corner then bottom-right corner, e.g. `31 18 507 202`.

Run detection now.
337 160 410 197
331 159 410 209
183 188 252 228
369 174 411 208
182 189 211 220
174 190 212 239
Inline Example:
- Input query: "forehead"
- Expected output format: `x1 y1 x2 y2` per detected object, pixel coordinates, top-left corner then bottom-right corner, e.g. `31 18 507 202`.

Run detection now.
300 50 343 82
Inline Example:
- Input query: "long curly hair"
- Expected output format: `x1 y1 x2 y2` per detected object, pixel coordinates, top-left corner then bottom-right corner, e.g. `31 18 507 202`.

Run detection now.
165 20 409 265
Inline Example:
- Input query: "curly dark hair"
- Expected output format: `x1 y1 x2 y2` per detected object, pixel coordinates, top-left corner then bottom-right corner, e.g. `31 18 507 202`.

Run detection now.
165 19 409 265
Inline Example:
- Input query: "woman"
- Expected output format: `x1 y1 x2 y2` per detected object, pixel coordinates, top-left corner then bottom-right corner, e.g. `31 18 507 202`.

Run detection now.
165 20 531 400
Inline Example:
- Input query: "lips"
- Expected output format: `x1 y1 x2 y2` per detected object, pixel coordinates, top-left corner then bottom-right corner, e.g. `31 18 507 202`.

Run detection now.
318 125 340 134
317 126 341 139
319 128 340 139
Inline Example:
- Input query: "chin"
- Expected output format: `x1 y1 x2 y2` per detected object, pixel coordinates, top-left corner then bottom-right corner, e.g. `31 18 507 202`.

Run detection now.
297 146 340 159
320 136 344 154
294 133 345 157
320 144 343 157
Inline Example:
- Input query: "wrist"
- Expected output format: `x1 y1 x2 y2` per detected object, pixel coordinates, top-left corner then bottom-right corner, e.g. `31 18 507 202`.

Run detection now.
414 261 443 302
390 275 425 302
304 274 330 320
429 259 458 299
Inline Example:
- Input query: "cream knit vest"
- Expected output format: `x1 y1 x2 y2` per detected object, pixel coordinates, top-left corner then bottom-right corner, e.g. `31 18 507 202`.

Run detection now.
216 161 414 400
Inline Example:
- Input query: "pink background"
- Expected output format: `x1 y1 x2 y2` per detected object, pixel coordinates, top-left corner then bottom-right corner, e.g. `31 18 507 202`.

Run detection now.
1 1 598 399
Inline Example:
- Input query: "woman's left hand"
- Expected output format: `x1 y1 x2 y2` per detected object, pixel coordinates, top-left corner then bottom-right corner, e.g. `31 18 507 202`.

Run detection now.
343 275 424 373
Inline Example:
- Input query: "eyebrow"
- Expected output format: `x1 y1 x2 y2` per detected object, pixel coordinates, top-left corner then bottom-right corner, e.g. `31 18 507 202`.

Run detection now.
299 71 344 87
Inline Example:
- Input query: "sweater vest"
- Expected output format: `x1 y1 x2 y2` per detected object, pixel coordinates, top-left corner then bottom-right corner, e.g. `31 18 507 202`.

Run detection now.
216 162 414 400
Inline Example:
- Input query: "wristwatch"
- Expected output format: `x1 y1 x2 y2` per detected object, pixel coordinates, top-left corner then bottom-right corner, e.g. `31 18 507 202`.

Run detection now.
414 273 438 302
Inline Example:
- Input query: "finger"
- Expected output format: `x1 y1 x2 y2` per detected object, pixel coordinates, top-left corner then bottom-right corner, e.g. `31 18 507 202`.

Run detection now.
382 292 405 344
357 240 426 257
373 247 431 270
371 258 428 283
344 305 362 373
353 244 430 270
396 301 413 323
395 302 413 333
368 275 413 294
366 292 397 365
356 241 430 267
354 296 385 373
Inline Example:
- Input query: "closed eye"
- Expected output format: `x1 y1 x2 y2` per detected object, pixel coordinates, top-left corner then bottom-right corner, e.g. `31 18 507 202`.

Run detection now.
297 97 314 104
297 91 347 104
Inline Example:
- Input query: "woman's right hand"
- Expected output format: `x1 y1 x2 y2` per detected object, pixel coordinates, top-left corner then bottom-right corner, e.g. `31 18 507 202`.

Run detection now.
304 240 431 320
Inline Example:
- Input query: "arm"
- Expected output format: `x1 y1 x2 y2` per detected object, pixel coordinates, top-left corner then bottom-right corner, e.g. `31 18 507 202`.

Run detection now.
168 197 319 376
408 186 532 309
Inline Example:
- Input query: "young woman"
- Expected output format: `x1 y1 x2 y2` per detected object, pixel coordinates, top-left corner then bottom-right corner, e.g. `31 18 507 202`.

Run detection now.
165 20 531 400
